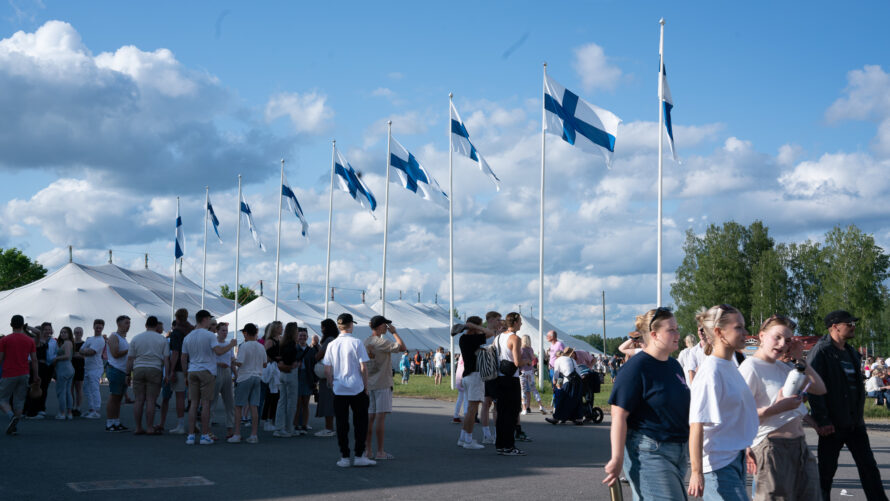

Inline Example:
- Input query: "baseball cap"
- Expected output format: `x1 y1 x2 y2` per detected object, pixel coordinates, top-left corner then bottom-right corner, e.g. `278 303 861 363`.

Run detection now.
337 313 354 325
370 315 392 329
195 309 213 323
824 310 859 328
241 323 258 336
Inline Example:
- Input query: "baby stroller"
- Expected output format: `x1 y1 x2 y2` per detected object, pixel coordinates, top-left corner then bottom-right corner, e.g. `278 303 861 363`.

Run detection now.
578 365 604 424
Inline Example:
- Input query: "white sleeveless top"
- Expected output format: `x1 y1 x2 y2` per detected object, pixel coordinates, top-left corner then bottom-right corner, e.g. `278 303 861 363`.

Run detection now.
497 333 519 377
108 332 129 372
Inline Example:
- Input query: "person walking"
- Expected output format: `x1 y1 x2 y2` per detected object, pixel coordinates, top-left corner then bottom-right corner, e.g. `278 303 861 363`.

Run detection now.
126 316 169 435
687 305 758 500
323 313 375 467
363 315 407 459
494 312 525 456
739 315 826 501
79 319 106 419
53 327 76 420
809 310 888 501
603 307 690 500
0 315 40 435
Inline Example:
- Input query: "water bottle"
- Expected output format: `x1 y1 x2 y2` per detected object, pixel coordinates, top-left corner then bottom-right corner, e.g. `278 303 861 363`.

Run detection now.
609 482 624 501
782 361 807 396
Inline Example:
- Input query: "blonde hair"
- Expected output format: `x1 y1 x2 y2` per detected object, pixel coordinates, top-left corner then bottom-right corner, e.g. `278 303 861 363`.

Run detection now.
684 335 695 348
562 347 575 358
699 304 742 355
635 308 674 344
758 314 796 334
521 335 532 349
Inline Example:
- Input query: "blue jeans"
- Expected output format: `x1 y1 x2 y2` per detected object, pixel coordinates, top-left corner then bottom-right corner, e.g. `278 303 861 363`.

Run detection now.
623 429 689 501
54 361 74 413
703 451 748 501
867 390 890 409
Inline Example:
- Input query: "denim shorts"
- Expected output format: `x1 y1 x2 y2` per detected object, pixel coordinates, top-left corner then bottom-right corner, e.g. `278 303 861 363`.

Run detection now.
234 376 262 407
703 451 747 501
106 366 127 396
623 429 689 501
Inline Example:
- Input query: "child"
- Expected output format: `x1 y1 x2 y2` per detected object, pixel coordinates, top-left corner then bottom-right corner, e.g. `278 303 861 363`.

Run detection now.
228 323 267 444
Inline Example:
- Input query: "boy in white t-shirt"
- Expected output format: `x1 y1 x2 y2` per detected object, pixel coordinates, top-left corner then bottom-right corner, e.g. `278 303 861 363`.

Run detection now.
229 323 267 444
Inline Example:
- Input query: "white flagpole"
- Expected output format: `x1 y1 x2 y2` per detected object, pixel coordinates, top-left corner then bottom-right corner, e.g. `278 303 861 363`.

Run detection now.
448 92 455 390
172 196 179 322
324 141 336 319
657 18 665 307
274 159 284 322
538 63 547 390
235 175 242 332
202 187 209 310
382 121 392 317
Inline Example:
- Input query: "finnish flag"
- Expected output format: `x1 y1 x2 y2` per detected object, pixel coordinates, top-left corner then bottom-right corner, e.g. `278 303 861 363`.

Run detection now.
206 195 222 243
450 102 500 191
544 74 621 166
239 195 266 252
334 148 378 217
389 137 449 207
174 202 185 259
660 62 677 161
282 173 309 237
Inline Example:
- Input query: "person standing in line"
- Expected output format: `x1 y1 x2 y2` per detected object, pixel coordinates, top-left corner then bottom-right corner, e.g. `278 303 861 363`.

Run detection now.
293 327 315 435
676 335 696 383
685 312 711 384
228 323 266 444
53 327 75 420
210 322 235 439
603 307 691 500
181 310 236 445
274 322 301 438
260 321 283 432
518 334 546 415
0 315 40 435
809 310 888 501
104 316 131 432
687 305 758 500
79 319 106 419
71 327 85 417
480 311 503 445
456 317 497 449
126 316 169 435
738 315 826 501
323 313 375 467
166 309 192 434
313 319 339 437
363 315 407 460
495 312 525 456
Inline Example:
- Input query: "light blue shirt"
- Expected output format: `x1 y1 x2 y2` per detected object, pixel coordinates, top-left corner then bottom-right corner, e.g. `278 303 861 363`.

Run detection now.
46 338 58 365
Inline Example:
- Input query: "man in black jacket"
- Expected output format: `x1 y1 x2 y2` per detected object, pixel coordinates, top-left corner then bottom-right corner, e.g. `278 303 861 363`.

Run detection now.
808 310 887 501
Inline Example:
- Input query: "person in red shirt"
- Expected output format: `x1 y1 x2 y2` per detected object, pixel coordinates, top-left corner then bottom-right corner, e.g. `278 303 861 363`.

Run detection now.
0 315 41 435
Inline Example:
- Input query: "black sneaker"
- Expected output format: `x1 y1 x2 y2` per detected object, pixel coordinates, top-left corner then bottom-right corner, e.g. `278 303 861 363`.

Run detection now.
71 409 81 417
105 424 117 432
114 424 129 432
6 415 19 435
545 417 558 425
515 432 533 442
498 447 526 456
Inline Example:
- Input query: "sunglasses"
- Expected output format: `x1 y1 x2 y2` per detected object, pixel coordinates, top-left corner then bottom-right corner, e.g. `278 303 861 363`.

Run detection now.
649 306 672 332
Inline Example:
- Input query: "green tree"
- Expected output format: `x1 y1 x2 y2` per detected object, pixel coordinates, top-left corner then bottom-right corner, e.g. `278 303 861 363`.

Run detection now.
576 333 625 356
780 240 826 336
0 248 47 290
220 284 258 305
748 248 792 332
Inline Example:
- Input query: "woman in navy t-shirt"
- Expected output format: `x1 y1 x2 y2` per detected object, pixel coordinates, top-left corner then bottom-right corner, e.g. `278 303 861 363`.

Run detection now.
603 307 691 500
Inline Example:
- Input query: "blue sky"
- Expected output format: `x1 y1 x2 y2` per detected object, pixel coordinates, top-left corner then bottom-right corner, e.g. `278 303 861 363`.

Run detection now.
1 1 889 336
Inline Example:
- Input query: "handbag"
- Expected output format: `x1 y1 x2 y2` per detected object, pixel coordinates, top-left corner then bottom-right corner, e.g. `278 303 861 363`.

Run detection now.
314 362 326 379
29 382 42 399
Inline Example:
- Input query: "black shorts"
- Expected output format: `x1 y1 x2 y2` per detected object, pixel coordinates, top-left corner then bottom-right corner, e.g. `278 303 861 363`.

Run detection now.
484 378 497 399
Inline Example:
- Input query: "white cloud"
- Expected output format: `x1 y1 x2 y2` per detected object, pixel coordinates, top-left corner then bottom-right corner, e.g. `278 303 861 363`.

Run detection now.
265 91 333 134
572 43 623 92
371 87 394 98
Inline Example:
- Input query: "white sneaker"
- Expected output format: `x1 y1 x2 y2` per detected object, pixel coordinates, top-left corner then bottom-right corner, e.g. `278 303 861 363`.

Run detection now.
227 435 241 443
314 429 336 437
185 434 196 445
457 437 467 447
273 430 293 438
336 457 351 467
55 414 67 420
520 409 528 416
38 411 46 417
263 421 276 432
481 435 495 445
246 435 259 444
353 456 377 467
83 411 101 419
462 440 485 450
169 425 186 435
199 435 214 445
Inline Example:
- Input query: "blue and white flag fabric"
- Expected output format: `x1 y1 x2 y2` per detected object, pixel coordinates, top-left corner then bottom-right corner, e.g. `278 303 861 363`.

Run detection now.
450 102 500 191
282 173 309 237
334 148 378 218
543 74 621 166
660 62 677 161
239 195 266 252
206 195 222 243
174 202 185 259
389 137 449 207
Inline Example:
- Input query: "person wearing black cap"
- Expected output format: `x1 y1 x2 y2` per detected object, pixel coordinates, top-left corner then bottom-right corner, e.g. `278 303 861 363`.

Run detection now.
363 315 406 460
808 310 887 501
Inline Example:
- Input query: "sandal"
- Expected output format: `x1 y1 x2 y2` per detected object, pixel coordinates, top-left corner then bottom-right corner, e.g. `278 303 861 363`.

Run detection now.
374 452 395 460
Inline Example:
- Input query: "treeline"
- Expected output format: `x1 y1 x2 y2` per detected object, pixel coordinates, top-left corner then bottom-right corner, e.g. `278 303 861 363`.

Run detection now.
670 222 890 351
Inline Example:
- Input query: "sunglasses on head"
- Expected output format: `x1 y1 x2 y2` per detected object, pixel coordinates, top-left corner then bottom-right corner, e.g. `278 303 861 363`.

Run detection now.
648 306 672 332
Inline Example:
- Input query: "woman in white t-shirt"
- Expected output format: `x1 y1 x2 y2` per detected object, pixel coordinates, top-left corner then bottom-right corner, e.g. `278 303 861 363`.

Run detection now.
738 315 826 500
687 304 758 501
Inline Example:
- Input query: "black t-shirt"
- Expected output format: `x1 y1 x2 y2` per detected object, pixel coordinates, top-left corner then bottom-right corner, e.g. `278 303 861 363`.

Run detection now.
169 328 186 372
836 347 860 395
280 343 297 366
608 351 690 443
459 333 486 377
265 339 281 362
72 340 85 371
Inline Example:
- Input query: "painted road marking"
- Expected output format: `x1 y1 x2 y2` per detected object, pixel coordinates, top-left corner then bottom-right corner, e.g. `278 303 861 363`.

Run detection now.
67 476 214 492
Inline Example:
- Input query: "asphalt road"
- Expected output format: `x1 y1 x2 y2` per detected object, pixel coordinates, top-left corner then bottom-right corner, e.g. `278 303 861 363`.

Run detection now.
1 384 888 500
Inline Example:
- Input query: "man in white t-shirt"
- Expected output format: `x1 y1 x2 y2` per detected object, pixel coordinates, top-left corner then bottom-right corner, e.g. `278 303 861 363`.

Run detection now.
181 310 236 445
323 313 374 467
363 315 407 460
79 319 106 419
433 347 445 385
229 323 267 444
126 316 170 434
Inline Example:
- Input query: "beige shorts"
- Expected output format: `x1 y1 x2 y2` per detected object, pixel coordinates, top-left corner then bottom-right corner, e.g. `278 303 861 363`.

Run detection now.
187 370 216 402
132 367 163 397
751 435 819 500
368 388 393 414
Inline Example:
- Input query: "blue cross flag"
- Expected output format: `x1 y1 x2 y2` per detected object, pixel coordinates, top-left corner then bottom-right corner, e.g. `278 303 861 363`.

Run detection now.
282 172 309 237
174 202 185 259
544 74 621 166
450 101 500 191
206 195 222 243
239 194 266 252
660 62 677 161
334 147 377 218
389 136 448 207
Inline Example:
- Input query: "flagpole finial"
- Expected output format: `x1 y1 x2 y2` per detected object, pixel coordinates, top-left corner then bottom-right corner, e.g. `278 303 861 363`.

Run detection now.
448 92 453 99
659 17 665 25
332 139 336 146
281 158 284 164
543 62 547 68
387 120 392 125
